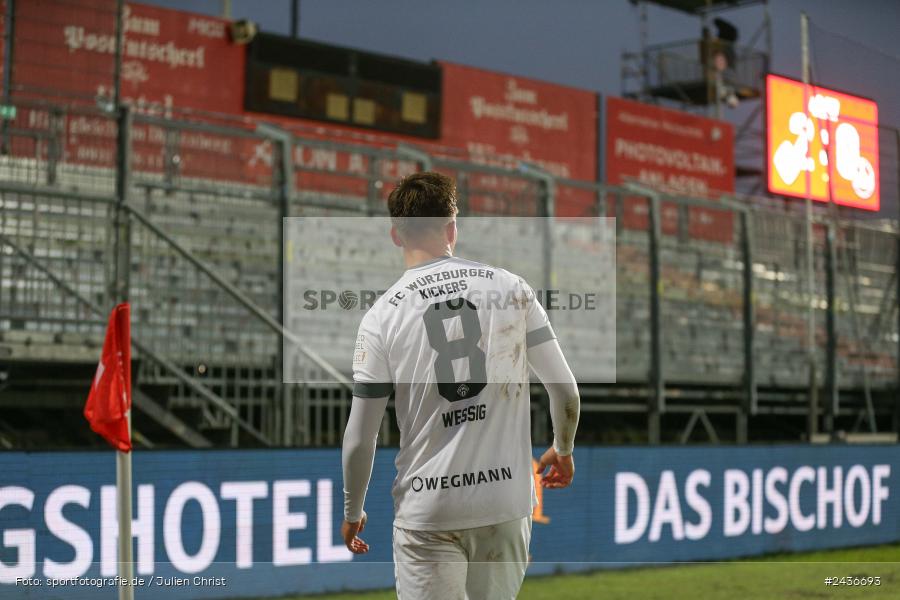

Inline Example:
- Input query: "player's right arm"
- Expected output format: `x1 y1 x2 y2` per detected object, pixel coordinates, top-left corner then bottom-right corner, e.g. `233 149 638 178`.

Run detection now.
521 279 580 488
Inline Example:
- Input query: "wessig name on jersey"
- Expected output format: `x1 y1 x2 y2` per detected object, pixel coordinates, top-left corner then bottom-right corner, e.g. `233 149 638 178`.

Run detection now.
442 403 487 428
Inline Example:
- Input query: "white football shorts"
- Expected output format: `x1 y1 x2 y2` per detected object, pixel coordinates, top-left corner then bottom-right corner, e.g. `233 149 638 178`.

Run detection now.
392 516 532 600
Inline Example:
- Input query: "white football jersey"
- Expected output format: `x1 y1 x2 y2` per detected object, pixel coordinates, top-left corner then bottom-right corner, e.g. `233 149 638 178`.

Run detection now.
352 255 555 531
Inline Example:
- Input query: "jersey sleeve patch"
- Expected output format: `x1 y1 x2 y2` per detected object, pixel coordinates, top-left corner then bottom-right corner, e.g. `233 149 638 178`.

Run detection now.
526 324 556 348
353 335 367 365
352 312 393 396
353 381 394 398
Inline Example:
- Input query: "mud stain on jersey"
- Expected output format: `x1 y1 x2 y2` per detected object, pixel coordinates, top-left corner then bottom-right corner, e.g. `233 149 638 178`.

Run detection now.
496 322 516 336
487 321 525 401
489 337 523 365
511 340 523 366
500 380 525 402
488 323 516 354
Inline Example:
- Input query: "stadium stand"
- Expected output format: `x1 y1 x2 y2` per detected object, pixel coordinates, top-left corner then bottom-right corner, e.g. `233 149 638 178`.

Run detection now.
0 98 897 449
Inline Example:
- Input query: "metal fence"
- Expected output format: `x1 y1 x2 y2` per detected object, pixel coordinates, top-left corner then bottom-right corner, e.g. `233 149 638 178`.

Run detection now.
0 99 897 447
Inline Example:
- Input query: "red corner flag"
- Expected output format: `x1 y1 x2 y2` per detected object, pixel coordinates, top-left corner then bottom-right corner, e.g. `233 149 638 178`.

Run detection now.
84 303 132 452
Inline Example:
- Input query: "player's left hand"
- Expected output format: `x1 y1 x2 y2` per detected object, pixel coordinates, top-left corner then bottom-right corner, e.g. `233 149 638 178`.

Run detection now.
536 447 574 489
342 511 369 554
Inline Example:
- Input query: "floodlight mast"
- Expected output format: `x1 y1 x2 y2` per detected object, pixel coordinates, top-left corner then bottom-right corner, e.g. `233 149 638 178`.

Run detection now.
800 12 819 438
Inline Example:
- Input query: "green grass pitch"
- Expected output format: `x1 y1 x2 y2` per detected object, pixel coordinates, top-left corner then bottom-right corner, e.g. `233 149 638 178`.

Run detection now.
279 543 900 599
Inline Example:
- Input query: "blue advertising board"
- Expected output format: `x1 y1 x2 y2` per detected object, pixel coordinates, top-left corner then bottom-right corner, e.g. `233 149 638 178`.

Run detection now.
0 445 898 599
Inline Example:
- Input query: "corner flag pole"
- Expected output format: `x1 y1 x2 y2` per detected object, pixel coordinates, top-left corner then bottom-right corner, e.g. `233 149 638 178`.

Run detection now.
117 409 134 600
112 0 133 591
84 303 134 597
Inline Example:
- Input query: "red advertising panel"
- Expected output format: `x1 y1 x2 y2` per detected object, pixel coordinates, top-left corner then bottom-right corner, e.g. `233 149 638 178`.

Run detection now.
766 74 879 211
5 2 251 184
605 97 735 243
10 1 244 114
3 4 603 214
441 62 598 216
5 0 117 102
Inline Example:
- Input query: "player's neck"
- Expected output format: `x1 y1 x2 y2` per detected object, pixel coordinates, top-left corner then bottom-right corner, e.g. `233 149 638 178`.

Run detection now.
404 247 452 269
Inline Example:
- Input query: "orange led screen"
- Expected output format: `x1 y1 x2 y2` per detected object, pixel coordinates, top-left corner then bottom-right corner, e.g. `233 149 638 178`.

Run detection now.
766 74 879 211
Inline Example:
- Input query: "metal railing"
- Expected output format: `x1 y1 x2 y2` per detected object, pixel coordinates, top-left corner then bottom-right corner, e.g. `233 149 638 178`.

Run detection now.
623 38 768 104
0 99 897 447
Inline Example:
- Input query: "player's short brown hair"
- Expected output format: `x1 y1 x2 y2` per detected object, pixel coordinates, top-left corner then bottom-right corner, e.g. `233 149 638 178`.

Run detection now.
387 171 458 219
387 172 458 242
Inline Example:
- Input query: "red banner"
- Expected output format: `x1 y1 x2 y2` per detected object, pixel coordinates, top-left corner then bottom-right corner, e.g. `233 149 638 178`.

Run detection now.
4 4 603 214
441 62 598 216
4 2 257 185
605 97 735 242
10 1 244 114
